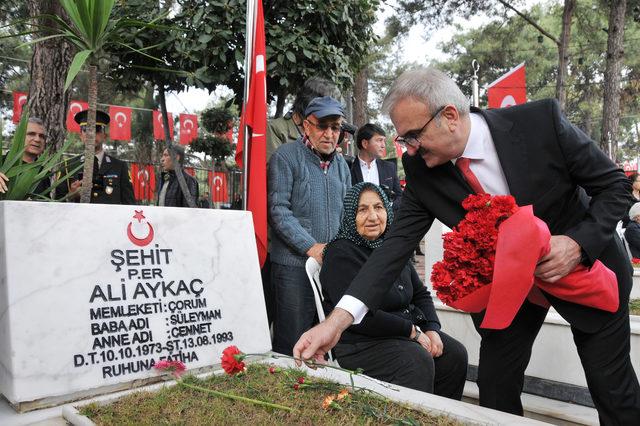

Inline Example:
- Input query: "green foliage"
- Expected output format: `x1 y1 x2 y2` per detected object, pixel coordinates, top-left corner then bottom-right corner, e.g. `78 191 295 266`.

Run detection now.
108 0 380 106
201 107 234 134
431 0 640 157
0 112 81 200
190 134 234 163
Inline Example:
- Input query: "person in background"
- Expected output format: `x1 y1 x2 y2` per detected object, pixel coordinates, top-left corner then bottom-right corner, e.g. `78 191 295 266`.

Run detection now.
351 123 403 210
625 202 640 258
263 77 339 332
199 191 211 209
157 145 199 208
56 110 135 205
321 182 467 398
268 96 351 355
266 77 338 163
622 173 640 227
0 117 50 197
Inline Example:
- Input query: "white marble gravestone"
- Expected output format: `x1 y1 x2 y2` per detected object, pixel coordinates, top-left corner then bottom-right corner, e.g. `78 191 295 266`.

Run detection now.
0 201 270 411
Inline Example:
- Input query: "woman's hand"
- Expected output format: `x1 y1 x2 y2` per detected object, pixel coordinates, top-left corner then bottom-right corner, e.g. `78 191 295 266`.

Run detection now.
414 329 444 358
425 330 443 358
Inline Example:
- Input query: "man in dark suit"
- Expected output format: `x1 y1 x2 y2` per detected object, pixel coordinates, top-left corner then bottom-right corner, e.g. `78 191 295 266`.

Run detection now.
56 110 135 205
294 67 640 423
351 123 403 209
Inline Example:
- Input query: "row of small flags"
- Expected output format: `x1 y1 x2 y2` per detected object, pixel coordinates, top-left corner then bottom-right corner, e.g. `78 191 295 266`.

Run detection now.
11 91 200 146
129 164 229 203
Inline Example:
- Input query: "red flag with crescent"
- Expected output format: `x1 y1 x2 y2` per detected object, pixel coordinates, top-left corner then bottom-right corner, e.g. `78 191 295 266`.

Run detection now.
487 62 527 109
12 91 28 124
109 105 131 141
130 163 156 202
153 110 174 140
109 106 132 141
179 113 198 145
236 0 267 267
66 100 89 133
209 171 229 203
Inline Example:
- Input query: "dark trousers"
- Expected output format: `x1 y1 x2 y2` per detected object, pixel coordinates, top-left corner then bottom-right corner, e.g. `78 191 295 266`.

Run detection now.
271 262 317 356
334 332 468 400
260 254 275 327
472 300 640 424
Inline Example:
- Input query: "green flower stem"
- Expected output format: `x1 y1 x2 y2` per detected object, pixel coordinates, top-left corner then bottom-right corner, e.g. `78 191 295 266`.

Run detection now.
178 381 295 412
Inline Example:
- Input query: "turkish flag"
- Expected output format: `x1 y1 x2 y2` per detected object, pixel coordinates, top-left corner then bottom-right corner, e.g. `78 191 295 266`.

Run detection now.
209 171 229 203
487 62 527 109
179 113 198 145
236 0 267 267
12 91 28 124
66 100 89 133
153 110 174 140
109 106 132 141
130 163 156 202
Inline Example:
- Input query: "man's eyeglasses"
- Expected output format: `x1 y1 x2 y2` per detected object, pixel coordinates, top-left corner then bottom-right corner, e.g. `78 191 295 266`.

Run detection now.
395 106 445 148
305 119 342 134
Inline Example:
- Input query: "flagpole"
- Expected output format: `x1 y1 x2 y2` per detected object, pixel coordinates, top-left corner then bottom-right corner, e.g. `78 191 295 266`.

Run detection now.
242 0 256 210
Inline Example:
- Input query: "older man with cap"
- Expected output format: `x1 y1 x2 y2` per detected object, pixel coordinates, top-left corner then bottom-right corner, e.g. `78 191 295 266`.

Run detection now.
267 96 352 355
56 109 135 205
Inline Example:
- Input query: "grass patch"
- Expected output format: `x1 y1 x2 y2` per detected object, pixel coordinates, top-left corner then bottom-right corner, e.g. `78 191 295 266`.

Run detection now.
79 364 461 425
630 299 640 316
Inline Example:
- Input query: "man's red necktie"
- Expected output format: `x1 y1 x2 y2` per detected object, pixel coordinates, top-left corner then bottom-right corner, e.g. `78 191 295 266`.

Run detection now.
456 157 485 194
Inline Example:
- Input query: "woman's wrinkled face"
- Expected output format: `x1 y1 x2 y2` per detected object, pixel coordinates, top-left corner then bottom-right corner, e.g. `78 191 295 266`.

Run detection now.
355 190 387 241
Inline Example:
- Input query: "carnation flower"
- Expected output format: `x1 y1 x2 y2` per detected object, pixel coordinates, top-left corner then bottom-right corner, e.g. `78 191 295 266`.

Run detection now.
154 360 186 378
432 194 518 304
322 395 336 410
221 345 246 375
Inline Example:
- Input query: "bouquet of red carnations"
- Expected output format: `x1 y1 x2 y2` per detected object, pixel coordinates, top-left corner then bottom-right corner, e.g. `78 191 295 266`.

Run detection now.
431 194 619 329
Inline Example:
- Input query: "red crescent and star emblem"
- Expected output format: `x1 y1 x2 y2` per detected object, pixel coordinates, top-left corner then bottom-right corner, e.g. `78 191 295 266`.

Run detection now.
127 210 154 247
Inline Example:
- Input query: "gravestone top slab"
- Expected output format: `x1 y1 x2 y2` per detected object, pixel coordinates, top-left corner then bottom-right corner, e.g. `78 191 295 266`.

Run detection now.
0 201 270 411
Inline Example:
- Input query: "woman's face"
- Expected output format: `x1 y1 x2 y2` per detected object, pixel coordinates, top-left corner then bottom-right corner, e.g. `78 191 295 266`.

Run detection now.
355 190 387 240
633 175 640 191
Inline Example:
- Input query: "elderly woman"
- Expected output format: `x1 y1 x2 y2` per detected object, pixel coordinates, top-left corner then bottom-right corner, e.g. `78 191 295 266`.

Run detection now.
320 182 467 399
625 202 640 258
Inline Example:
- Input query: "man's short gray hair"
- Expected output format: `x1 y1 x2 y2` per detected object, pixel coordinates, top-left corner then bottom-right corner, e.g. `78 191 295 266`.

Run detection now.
381 67 470 117
28 117 45 126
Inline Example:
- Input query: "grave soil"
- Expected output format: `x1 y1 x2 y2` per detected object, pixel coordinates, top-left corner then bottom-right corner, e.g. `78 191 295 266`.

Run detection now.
79 364 460 425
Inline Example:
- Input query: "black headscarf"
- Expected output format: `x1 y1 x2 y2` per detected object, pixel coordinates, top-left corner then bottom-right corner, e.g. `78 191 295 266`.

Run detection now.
330 182 394 250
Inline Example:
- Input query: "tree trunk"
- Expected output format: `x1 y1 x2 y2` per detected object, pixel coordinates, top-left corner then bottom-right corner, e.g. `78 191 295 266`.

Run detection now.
556 0 576 111
158 85 196 208
26 0 73 152
79 65 97 203
601 0 628 162
353 67 368 127
274 88 287 118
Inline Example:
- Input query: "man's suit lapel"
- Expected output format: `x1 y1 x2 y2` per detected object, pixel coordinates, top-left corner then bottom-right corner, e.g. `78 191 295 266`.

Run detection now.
475 108 532 206
375 159 386 183
351 159 364 184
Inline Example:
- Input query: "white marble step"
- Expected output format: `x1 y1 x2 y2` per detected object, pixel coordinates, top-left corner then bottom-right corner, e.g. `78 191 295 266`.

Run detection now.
464 381 598 426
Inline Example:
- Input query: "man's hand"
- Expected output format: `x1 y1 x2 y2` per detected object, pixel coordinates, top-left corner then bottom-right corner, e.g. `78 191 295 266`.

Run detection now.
306 243 327 264
292 308 353 366
534 235 582 283
0 172 8 193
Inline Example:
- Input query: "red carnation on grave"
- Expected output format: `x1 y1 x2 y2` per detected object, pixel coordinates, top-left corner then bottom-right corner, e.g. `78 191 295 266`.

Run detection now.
221 345 246 375
154 360 186 378
297 377 305 384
